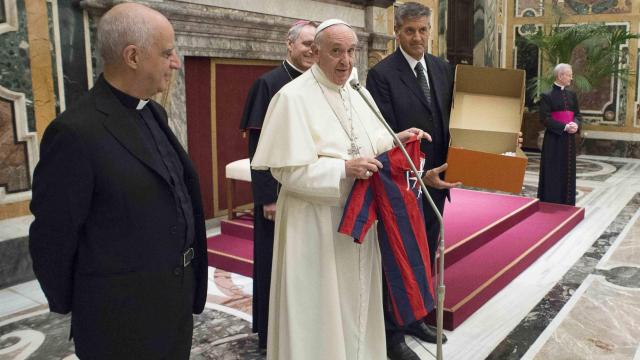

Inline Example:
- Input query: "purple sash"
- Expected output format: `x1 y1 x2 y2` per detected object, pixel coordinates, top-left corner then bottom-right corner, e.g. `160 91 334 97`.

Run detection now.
551 111 574 125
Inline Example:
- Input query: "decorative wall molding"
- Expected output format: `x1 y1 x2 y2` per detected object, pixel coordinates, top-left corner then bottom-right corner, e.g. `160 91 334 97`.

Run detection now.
515 0 544 17
80 0 387 149
0 0 18 35
0 86 38 204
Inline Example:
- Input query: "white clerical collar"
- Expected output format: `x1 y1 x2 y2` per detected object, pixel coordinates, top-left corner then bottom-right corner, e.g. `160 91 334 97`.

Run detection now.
399 45 427 78
553 82 566 90
311 63 347 91
136 99 149 110
285 59 304 74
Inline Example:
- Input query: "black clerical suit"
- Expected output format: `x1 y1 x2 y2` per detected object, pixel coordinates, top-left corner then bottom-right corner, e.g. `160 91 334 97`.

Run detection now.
29 76 208 360
537 84 581 205
239 60 301 348
367 48 454 345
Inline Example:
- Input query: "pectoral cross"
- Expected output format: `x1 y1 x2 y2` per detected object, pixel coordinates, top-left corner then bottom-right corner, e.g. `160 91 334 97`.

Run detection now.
348 138 361 157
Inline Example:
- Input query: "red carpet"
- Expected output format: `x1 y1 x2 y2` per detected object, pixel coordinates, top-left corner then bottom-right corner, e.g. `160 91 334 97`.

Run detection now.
207 189 584 330
207 216 253 277
428 198 584 329
442 189 539 266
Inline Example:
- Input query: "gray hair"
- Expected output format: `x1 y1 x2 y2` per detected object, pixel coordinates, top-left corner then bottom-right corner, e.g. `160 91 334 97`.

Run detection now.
96 6 156 64
554 63 572 78
287 21 317 42
395 2 432 28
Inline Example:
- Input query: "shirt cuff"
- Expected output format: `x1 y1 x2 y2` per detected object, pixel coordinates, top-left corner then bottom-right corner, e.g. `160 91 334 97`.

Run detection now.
340 162 346 179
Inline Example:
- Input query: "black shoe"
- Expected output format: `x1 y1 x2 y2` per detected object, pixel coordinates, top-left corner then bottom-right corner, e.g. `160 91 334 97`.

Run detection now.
406 321 447 344
387 340 421 360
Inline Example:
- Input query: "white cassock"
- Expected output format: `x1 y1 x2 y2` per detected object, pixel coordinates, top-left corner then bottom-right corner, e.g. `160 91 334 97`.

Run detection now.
252 63 394 360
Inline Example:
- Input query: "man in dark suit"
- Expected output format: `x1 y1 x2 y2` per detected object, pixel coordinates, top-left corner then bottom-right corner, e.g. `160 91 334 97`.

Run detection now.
366 2 458 359
28 3 207 359
239 20 316 350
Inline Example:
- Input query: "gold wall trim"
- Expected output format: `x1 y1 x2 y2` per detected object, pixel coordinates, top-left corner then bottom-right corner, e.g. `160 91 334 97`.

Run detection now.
25 0 56 139
0 201 30 220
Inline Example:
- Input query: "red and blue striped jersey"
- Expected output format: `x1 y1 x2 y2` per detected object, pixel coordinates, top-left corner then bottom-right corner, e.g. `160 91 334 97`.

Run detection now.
338 138 435 326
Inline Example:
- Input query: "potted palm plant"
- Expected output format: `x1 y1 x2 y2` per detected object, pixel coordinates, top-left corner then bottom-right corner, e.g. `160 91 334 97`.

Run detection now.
521 9 639 150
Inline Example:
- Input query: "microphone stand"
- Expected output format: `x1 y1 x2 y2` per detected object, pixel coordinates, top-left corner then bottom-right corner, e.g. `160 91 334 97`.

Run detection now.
350 79 446 360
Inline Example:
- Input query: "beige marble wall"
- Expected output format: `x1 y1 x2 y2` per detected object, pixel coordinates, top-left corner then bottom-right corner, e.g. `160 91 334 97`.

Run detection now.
183 0 366 28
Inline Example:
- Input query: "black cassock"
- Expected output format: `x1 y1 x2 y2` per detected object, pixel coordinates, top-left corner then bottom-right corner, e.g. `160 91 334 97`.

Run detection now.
537 84 581 205
239 60 301 348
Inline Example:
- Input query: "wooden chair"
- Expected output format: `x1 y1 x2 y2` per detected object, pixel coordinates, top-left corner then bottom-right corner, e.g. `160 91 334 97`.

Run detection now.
225 158 252 220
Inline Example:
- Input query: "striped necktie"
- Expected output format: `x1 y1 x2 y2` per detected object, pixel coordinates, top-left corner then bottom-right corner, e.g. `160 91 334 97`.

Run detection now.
415 62 431 105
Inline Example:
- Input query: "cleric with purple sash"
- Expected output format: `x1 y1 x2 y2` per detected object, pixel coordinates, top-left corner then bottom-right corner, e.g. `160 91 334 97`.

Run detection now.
538 63 582 205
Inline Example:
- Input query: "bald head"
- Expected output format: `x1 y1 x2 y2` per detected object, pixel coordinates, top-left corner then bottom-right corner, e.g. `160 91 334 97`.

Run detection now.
97 3 170 65
97 3 180 99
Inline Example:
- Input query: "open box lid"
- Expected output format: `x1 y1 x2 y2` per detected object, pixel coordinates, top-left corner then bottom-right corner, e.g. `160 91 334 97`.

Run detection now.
450 65 526 134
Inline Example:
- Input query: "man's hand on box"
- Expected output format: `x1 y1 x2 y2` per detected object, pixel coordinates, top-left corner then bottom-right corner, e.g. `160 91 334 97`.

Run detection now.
517 131 523 149
422 163 462 190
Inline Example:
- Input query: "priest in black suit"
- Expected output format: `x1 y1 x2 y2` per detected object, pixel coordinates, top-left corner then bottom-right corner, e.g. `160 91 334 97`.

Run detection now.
366 2 458 360
538 63 581 205
239 20 316 350
29 4 207 359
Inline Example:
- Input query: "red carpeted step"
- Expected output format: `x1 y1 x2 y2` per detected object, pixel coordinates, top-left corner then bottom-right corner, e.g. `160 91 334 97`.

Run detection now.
427 202 584 330
207 233 253 278
220 217 254 241
442 189 540 266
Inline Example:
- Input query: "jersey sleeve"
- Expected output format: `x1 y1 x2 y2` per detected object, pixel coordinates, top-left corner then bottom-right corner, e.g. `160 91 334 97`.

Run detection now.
338 178 377 244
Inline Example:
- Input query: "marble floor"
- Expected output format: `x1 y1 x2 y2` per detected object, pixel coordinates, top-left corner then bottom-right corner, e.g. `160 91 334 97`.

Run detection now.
0 153 639 359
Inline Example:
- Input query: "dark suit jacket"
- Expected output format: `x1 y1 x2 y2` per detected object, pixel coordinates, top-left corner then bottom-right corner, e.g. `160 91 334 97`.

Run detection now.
29 76 208 358
367 48 454 274
366 48 454 170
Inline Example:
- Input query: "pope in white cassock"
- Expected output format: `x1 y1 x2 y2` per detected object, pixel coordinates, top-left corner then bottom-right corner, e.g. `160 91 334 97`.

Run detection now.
251 19 429 360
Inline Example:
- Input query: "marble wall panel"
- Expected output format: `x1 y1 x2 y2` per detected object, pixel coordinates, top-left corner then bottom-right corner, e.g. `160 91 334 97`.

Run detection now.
474 0 499 67
88 14 97 84
473 0 486 66
0 0 6 23
516 0 544 17
571 24 629 126
438 0 447 56
636 46 639 127
182 0 365 28
514 25 540 109
0 0 34 132
554 0 632 15
0 98 29 194
58 0 89 109
46 1 60 115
